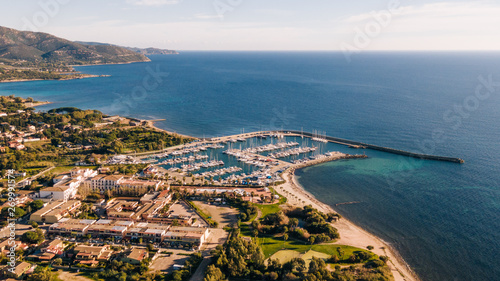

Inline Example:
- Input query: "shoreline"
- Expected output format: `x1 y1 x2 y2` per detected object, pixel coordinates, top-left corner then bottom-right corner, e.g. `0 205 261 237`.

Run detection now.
143 119 196 140
69 59 151 67
278 166 420 281
27 101 53 108
0 74 109 84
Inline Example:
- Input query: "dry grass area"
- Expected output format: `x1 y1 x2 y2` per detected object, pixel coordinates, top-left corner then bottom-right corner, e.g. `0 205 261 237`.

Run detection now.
194 201 239 228
150 251 191 273
57 270 93 281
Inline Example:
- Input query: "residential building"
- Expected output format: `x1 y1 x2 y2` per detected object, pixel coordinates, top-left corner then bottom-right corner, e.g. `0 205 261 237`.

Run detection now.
121 247 149 265
30 200 81 223
2 261 35 279
73 245 113 266
124 222 170 243
48 218 96 236
86 219 134 238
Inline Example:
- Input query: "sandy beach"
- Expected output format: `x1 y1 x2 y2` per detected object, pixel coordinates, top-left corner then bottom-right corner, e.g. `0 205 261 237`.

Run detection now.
277 166 420 281
145 119 195 140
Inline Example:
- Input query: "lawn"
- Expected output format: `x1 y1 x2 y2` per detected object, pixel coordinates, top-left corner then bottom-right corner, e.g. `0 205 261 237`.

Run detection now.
257 233 369 259
24 139 50 149
240 223 253 237
270 249 330 265
257 203 281 218
51 165 98 175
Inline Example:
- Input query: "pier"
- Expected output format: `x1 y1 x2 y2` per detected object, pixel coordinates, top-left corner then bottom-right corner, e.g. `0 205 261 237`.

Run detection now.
276 130 464 164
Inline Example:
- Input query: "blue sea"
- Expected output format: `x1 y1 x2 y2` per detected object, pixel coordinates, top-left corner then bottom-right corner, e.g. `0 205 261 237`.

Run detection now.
1 52 499 281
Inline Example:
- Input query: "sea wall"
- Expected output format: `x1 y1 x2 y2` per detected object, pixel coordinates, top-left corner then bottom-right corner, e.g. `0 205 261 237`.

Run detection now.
277 130 465 164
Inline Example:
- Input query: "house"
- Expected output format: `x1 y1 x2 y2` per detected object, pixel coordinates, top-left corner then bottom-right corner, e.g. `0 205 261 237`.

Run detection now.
52 173 70 184
73 245 113 266
0 239 29 255
29 238 64 262
70 167 97 179
97 167 111 174
140 165 160 178
42 239 64 255
121 247 149 265
2 261 35 279
0 190 34 208
8 142 25 150
12 171 26 178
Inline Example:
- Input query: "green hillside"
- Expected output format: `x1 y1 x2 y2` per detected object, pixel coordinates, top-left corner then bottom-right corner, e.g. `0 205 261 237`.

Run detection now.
0 26 150 65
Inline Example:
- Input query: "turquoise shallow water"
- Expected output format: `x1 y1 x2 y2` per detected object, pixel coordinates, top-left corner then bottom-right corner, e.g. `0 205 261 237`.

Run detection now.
0 52 499 281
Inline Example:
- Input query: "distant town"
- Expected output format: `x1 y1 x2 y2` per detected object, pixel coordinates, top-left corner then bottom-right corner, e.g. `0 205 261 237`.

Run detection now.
0 96 397 281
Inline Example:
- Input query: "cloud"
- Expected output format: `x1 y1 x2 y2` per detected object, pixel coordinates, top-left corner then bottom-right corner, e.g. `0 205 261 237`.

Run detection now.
336 1 500 50
127 0 180 6
193 13 223 20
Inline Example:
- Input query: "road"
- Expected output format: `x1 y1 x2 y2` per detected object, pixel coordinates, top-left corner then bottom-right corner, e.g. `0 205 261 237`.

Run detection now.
16 166 55 187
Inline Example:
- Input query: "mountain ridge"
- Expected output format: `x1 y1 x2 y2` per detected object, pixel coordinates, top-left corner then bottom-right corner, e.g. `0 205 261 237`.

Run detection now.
76 41 179 55
0 26 150 65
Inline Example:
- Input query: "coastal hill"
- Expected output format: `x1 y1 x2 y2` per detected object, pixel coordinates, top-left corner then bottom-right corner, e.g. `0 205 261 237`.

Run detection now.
0 26 150 65
76 41 179 55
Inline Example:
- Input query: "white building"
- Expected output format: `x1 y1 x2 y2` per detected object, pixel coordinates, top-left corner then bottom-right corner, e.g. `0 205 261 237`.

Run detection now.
40 179 80 201
42 168 98 201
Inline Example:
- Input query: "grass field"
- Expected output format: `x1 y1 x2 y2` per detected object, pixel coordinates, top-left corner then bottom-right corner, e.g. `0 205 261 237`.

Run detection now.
51 165 98 175
24 139 50 149
257 233 369 259
257 203 281 218
270 249 330 265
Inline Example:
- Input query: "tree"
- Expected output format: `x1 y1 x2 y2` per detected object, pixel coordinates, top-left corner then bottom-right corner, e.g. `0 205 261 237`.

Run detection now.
367 245 374 250
288 218 299 229
283 233 288 249
29 221 38 228
204 264 225 281
308 236 315 245
250 247 265 268
147 243 155 251
336 247 344 260
27 266 58 281
309 258 319 274
30 200 44 211
329 255 339 263
53 258 62 265
21 228 45 244
51 137 62 147
1 207 26 219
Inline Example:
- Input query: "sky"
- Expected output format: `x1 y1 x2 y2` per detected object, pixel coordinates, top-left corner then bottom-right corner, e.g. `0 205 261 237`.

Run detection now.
0 0 499 51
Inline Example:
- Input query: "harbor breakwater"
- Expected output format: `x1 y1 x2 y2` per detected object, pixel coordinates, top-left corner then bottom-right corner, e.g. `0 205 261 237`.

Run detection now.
276 130 465 164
